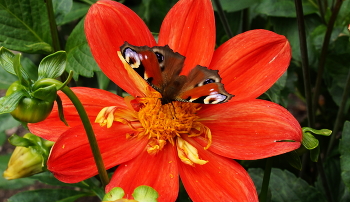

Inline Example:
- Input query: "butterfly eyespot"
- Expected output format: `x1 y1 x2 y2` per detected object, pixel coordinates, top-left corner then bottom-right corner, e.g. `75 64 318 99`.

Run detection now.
123 48 141 68
155 52 164 63
202 78 216 85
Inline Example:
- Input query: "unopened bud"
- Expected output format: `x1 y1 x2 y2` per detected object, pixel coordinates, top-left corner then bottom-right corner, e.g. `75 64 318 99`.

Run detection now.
3 145 43 180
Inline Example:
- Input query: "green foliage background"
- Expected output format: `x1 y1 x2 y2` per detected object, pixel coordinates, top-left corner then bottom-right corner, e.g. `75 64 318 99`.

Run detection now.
0 0 350 201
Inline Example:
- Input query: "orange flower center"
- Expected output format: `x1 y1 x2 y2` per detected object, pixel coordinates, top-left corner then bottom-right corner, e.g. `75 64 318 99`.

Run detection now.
95 89 211 166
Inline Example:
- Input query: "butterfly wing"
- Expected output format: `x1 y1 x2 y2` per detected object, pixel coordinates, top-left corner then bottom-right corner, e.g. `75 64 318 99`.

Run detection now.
177 66 233 104
120 43 185 95
121 42 164 90
120 42 232 104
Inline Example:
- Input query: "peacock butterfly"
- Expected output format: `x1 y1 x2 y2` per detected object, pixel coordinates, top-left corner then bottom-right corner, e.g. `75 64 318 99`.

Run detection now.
120 42 233 104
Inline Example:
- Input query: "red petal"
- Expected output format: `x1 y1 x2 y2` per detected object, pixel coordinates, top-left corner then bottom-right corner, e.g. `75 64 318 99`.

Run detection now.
179 136 258 202
48 123 148 183
106 144 179 202
28 87 125 141
85 0 156 97
196 100 302 160
158 0 215 75
209 29 291 101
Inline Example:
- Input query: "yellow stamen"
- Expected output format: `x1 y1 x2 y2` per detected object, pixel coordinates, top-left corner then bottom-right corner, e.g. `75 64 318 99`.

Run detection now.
95 87 213 165
176 137 208 166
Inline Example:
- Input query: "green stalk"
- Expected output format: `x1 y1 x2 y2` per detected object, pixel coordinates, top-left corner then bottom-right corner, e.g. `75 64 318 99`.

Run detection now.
317 0 326 24
294 0 314 127
327 69 350 155
60 86 110 187
259 158 272 202
45 0 61 52
35 78 109 187
311 0 343 118
294 1 333 201
212 0 233 38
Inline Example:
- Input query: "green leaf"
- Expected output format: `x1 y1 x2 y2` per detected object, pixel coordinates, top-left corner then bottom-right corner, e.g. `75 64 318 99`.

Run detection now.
65 19 99 78
8 134 35 147
337 0 350 27
13 54 30 86
0 48 31 85
0 46 15 75
302 132 319 150
0 155 36 189
255 0 318 17
316 156 350 202
324 36 350 111
310 145 320 162
249 168 327 202
38 51 67 80
302 127 332 136
0 90 26 114
0 47 37 88
7 189 89 202
53 0 73 25
284 151 302 170
0 0 53 53
340 121 350 190
59 2 89 25
103 187 125 201
0 113 19 131
133 185 159 202
214 0 260 12
0 131 5 146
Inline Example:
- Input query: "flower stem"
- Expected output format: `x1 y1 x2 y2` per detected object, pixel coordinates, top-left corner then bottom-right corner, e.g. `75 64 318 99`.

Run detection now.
294 1 333 202
212 0 233 38
60 86 110 187
327 69 350 155
45 0 61 52
259 158 272 202
294 0 314 127
311 0 343 118
317 0 326 24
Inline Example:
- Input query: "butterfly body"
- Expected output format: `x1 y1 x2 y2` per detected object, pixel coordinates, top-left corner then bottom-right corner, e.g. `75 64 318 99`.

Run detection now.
120 42 233 104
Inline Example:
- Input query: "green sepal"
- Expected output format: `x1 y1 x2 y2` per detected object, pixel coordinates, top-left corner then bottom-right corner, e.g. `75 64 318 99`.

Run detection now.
9 133 52 159
302 127 332 136
0 46 16 74
310 145 320 162
132 185 159 202
13 54 30 87
38 51 67 80
31 84 57 103
103 187 125 201
57 70 73 91
0 47 32 86
284 150 302 170
302 132 319 150
0 89 28 114
8 134 35 147
56 95 69 126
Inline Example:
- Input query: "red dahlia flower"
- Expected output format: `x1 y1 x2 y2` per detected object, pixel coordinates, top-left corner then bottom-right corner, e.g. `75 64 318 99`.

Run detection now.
28 0 302 201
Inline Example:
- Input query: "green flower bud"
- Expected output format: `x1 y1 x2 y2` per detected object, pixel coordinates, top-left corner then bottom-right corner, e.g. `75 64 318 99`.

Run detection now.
5 81 55 123
3 133 53 180
3 144 43 180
